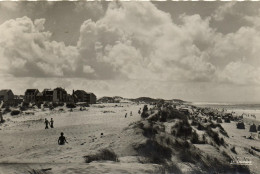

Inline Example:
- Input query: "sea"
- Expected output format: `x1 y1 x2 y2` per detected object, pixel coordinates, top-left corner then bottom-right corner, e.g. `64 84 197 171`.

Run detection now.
192 102 260 121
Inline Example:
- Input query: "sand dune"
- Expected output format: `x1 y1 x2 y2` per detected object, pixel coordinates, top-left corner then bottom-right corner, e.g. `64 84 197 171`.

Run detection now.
0 102 259 173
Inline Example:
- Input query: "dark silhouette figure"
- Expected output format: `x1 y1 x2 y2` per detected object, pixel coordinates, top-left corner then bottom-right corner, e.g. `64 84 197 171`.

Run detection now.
50 118 54 128
125 113 127 118
45 118 49 129
0 110 3 123
58 132 68 145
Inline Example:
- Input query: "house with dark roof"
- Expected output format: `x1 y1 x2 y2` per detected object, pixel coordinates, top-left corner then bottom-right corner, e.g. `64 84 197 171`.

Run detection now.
74 90 96 104
66 94 77 103
24 89 39 103
0 89 14 105
36 92 44 103
42 89 53 102
14 95 23 105
53 87 67 103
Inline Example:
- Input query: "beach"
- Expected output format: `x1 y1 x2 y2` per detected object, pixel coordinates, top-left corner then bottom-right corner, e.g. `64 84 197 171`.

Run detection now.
0 103 163 173
0 101 259 173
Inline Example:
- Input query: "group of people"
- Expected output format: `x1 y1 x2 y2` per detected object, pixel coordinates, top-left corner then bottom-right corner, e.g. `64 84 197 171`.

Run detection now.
125 111 133 118
44 118 54 129
44 118 68 145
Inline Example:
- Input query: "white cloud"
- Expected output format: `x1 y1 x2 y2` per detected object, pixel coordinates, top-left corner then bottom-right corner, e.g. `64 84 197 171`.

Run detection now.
0 2 18 11
83 65 95 74
77 2 216 82
209 26 260 85
0 16 86 78
212 2 237 21
218 61 260 85
244 9 260 28
76 1 260 86
74 1 104 17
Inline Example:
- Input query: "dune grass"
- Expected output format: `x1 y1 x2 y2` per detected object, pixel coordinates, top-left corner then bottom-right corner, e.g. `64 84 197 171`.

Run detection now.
84 148 118 163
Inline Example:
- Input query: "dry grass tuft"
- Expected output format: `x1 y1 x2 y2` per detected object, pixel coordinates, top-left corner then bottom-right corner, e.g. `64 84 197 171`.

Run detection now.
84 148 118 163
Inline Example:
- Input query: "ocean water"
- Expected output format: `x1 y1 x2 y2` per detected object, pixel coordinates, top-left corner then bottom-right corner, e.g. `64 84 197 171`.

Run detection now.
192 102 260 110
192 102 260 121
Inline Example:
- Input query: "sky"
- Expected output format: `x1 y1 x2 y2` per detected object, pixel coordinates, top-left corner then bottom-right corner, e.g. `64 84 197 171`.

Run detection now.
0 1 260 103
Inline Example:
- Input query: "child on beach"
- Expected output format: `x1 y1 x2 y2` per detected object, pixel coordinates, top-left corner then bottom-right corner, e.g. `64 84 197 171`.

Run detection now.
50 118 54 128
45 118 49 129
58 132 68 145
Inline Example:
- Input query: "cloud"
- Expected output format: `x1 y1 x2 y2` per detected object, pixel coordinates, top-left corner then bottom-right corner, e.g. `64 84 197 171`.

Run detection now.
77 2 216 82
218 61 260 85
1 1 260 89
212 2 237 21
0 16 85 78
0 2 18 11
209 26 260 85
74 1 104 17
211 27 260 62
244 9 260 28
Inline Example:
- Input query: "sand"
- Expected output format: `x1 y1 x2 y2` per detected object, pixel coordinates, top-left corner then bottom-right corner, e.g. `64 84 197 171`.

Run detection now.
1 102 260 173
0 103 162 173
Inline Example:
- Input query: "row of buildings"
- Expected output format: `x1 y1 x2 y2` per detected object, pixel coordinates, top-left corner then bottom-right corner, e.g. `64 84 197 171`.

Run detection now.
0 88 96 106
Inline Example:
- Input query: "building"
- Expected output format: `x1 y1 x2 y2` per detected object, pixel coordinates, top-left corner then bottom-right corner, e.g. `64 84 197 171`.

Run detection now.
66 94 76 103
36 92 44 103
0 89 14 105
74 90 96 104
24 89 39 103
86 92 97 104
53 87 67 103
74 90 87 102
14 95 23 105
42 89 53 102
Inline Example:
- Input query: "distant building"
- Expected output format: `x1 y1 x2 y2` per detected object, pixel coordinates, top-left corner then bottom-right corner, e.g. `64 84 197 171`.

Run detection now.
36 92 44 103
42 89 53 102
14 95 23 105
74 90 96 104
53 87 67 103
74 90 87 102
86 92 96 104
0 89 14 105
24 89 39 103
66 94 76 103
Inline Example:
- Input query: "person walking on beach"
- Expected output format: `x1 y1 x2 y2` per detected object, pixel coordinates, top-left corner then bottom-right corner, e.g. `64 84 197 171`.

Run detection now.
58 132 68 145
45 118 49 129
0 110 3 123
125 113 127 118
50 118 54 128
